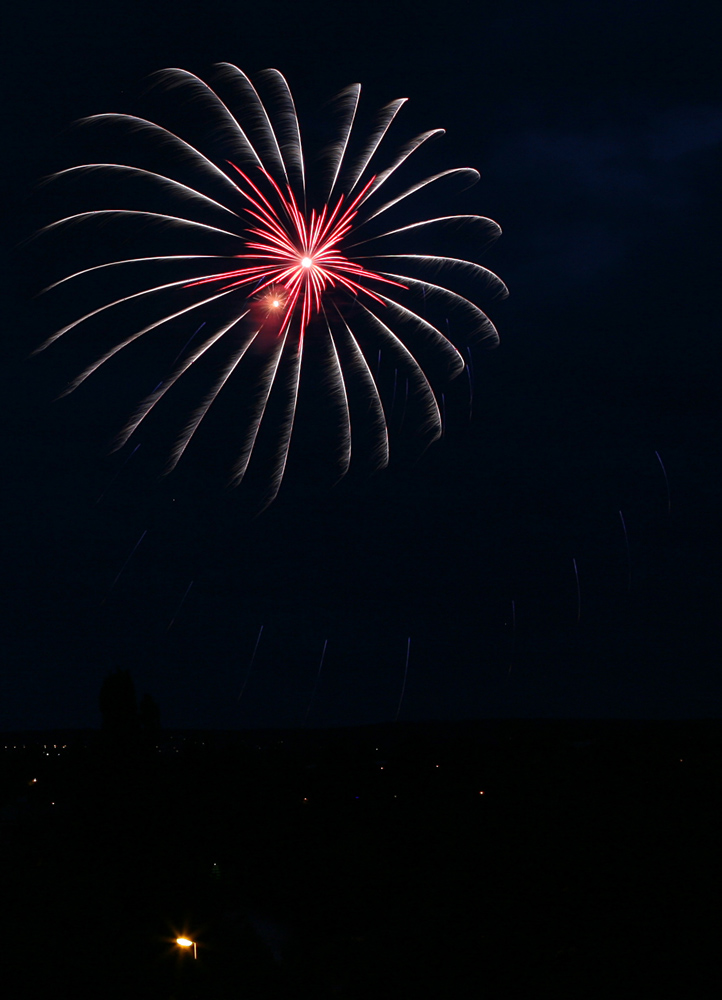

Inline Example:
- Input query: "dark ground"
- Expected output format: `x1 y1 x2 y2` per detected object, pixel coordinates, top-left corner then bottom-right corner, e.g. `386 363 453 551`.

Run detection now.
1 719 719 998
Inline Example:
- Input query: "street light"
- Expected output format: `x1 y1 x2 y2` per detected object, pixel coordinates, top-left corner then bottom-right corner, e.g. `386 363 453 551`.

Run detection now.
176 937 197 959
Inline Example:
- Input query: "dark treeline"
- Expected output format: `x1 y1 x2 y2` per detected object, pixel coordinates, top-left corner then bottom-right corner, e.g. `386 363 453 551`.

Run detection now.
1 715 720 998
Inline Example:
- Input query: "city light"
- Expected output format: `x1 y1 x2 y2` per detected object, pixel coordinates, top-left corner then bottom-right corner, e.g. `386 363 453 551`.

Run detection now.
176 937 197 959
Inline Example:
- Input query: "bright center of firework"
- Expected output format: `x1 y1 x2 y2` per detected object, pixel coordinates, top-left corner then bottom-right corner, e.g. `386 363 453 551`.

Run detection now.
187 165 402 339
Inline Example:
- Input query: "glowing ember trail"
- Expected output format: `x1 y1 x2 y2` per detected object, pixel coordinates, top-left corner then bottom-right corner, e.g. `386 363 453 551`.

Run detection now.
36 65 507 507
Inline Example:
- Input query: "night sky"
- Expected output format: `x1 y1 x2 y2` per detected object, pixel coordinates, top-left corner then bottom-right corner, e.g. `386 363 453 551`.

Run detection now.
3 0 721 730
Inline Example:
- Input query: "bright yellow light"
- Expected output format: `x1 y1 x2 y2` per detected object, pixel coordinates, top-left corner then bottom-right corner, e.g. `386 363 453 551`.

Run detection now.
301 256 313 269
176 936 197 958
272 299 280 308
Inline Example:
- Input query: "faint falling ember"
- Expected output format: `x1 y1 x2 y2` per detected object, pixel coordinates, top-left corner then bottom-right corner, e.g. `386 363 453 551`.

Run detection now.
171 320 207 366
655 450 671 515
238 624 264 704
304 638 328 726
167 579 194 631
95 443 141 504
106 529 147 596
572 557 581 622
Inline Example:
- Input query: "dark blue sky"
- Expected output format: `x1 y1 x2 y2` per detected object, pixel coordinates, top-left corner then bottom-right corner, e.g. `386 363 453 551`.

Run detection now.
3 0 721 729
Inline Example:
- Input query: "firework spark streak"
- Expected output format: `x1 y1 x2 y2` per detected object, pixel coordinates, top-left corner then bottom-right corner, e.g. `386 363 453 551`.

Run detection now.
304 638 328 727
655 450 671 515
238 624 264 704
619 510 632 593
572 557 581 622
37 65 506 506
107 529 147 595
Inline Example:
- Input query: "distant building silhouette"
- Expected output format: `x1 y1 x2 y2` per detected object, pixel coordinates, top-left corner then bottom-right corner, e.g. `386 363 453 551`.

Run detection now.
99 668 138 736
99 668 160 749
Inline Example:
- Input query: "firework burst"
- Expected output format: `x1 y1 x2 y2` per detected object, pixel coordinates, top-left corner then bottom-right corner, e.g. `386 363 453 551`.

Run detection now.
36 65 507 506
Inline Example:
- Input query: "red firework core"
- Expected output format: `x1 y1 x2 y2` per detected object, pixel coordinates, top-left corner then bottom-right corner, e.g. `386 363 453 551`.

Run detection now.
186 164 403 340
